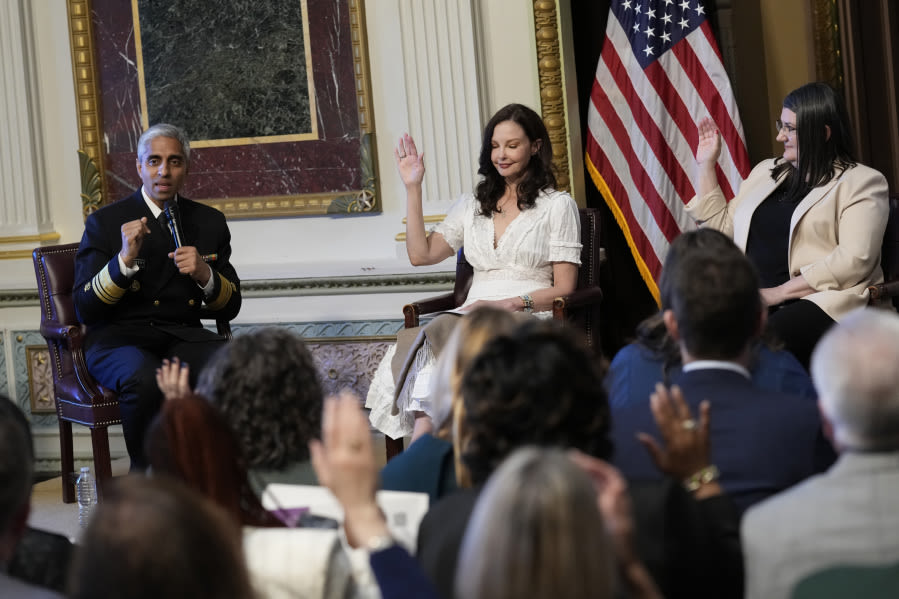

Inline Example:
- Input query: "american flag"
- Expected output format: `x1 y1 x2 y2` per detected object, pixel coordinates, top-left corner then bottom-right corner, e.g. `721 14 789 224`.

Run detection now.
585 0 750 302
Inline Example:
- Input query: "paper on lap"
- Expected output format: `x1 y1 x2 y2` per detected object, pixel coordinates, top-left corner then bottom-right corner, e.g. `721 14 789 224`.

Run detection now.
261 484 429 551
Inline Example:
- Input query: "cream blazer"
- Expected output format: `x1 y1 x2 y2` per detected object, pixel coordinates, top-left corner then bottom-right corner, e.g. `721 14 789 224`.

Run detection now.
685 159 889 321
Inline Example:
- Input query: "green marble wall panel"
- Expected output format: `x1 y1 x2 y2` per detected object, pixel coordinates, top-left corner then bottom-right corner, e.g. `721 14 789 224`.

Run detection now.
136 0 311 139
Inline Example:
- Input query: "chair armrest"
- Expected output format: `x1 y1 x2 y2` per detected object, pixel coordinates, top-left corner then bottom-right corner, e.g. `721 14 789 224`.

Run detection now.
39 321 82 343
403 292 457 328
868 282 899 305
216 319 233 341
552 287 604 315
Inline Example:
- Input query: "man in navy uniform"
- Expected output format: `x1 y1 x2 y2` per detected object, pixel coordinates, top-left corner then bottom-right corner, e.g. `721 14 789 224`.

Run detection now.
74 123 241 469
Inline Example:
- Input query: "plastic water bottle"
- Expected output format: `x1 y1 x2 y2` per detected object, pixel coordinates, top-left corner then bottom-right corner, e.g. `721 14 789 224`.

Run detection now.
76 466 98 528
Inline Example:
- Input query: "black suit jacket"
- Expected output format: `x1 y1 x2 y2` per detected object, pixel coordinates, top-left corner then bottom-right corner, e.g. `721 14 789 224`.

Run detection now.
417 481 743 599
73 190 241 334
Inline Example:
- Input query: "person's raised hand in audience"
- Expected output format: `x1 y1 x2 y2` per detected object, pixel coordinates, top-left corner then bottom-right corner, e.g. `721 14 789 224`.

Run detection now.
155 357 192 402
309 391 388 548
637 383 723 499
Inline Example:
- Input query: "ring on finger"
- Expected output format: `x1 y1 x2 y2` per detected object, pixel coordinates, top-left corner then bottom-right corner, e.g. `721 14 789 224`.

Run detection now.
681 419 697 431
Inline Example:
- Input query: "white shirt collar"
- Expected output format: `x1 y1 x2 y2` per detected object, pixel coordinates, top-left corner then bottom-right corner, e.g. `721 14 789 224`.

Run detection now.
140 187 178 218
682 360 751 379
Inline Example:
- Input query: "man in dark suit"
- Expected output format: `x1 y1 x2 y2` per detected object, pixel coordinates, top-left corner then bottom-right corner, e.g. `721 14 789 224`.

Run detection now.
74 123 241 469
612 230 835 513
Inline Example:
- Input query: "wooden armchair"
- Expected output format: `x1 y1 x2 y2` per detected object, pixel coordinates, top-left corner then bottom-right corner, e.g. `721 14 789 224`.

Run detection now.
33 243 231 502
388 208 604 458
868 194 899 309
33 243 121 503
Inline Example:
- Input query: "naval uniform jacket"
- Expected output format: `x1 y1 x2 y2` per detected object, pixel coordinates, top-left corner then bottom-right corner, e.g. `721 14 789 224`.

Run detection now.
73 190 241 339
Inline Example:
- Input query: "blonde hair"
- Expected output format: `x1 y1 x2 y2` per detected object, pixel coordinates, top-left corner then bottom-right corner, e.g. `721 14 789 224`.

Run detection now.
427 307 522 487
455 447 617 599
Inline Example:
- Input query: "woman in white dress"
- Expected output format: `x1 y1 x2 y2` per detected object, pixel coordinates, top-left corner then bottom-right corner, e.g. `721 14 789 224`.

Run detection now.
366 103 582 440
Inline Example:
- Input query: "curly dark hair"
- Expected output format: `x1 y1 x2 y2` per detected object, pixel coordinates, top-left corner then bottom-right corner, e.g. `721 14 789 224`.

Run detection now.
474 103 556 216
459 319 612 486
196 327 323 470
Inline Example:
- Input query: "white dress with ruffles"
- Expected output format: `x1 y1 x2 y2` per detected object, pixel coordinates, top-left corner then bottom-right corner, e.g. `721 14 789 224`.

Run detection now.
366 189 582 439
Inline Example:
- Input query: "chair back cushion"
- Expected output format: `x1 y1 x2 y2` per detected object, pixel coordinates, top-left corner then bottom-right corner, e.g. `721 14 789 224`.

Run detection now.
34 243 81 328
33 243 120 424
578 208 600 289
452 249 475 307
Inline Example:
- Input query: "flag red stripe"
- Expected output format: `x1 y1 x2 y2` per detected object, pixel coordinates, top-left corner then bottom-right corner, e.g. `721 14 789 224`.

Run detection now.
585 141 664 277
590 81 682 242
603 46 695 205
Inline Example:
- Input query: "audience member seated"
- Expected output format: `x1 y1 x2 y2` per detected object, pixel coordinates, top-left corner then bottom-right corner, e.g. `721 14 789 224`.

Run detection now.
311 392 443 599
612 230 836 513
8 528 73 596
606 229 816 410
742 309 899 599
67 475 255 599
164 327 323 492
0 395 65 599
146 391 363 599
455 446 657 599
688 82 890 370
417 319 741 599
379 307 522 502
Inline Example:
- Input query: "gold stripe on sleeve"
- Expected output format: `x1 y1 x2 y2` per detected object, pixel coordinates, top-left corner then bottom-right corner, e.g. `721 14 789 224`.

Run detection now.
91 264 128 304
205 272 235 311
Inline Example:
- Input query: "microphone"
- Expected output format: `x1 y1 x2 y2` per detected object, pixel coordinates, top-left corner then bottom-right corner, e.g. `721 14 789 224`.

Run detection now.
163 200 184 249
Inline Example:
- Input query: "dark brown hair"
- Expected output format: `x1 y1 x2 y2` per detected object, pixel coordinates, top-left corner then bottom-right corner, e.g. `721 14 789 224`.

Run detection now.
474 103 556 216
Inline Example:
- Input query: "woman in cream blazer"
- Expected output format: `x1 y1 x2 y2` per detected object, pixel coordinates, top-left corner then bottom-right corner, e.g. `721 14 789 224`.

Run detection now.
687 82 889 369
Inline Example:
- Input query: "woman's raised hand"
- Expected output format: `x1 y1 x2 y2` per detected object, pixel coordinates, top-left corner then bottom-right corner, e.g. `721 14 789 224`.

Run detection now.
695 117 722 166
156 357 192 402
395 133 425 187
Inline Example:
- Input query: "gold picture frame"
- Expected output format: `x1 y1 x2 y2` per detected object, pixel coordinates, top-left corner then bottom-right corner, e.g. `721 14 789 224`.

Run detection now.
67 0 379 220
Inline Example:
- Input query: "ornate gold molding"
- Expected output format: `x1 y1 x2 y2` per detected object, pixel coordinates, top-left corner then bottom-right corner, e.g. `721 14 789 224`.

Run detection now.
66 0 379 219
533 0 571 193
66 0 105 217
0 233 60 245
811 0 843 91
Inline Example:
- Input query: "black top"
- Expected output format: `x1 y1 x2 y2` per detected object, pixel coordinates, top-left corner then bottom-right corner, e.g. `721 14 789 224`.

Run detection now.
745 184 801 288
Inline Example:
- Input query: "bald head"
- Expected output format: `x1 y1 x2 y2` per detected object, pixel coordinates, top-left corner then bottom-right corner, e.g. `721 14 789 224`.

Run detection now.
811 309 899 451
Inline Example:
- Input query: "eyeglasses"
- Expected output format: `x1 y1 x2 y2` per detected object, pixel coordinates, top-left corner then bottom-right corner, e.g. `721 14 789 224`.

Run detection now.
775 119 797 136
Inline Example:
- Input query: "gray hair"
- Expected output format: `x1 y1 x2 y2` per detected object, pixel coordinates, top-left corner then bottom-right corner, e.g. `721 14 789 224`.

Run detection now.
137 123 191 164
0 396 34 534
811 309 899 451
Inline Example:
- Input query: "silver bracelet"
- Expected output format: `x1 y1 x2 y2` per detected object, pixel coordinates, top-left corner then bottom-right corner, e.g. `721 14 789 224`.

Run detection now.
520 294 534 313
364 533 396 553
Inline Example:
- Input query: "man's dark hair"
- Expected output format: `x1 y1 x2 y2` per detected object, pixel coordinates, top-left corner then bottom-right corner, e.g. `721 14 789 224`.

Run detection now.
196 327 323 469
459 320 612 486
0 396 34 535
660 235 762 360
